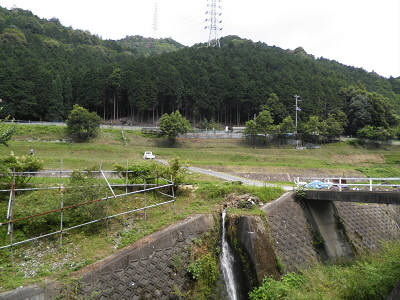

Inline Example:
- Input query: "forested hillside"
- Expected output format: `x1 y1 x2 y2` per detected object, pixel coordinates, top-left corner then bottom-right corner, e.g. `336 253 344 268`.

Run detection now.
1 6 400 136
116 35 185 55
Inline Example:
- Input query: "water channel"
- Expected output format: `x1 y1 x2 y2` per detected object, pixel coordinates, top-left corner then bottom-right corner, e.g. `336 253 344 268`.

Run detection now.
220 209 238 300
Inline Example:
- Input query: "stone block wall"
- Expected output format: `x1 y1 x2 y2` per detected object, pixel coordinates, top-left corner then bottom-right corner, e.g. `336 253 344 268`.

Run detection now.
262 192 319 273
76 214 215 299
335 202 400 253
260 192 400 274
0 214 215 300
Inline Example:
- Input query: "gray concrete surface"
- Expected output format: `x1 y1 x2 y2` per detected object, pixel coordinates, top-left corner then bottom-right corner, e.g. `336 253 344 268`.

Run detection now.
76 214 215 299
306 190 400 205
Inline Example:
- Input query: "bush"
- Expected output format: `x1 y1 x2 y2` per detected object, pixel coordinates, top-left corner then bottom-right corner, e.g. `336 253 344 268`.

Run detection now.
61 170 107 233
249 273 306 300
11 190 62 237
357 125 394 141
196 182 284 202
187 253 218 286
158 157 189 192
114 163 158 186
8 170 108 238
66 104 102 142
249 242 400 299
0 154 44 186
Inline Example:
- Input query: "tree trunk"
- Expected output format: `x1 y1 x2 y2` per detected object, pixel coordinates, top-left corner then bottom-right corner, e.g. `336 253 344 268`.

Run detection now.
113 94 116 121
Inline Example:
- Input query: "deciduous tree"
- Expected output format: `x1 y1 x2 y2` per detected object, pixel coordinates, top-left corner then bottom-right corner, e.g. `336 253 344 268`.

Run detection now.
243 119 258 146
66 104 102 142
159 110 191 144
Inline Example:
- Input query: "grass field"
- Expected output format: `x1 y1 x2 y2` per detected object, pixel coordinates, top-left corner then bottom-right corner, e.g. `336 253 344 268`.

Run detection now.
4 124 400 179
1 124 400 296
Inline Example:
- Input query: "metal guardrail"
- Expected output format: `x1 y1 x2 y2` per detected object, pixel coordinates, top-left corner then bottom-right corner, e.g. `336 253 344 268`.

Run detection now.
295 177 400 191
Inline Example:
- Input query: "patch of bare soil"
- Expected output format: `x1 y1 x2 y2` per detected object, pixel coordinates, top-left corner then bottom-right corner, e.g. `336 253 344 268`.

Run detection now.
230 168 366 182
332 154 385 165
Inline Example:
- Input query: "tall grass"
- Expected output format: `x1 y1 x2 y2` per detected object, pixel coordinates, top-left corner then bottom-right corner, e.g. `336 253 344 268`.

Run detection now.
250 242 400 300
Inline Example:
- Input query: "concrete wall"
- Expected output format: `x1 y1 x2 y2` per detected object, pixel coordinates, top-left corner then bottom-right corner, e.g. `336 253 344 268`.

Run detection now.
235 215 280 284
303 200 354 262
306 190 400 205
2 192 400 299
249 192 400 273
261 192 320 273
77 214 215 299
0 214 215 300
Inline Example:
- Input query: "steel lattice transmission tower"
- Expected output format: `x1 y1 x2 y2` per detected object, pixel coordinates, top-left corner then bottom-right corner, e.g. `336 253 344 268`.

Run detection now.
205 0 222 47
153 2 159 39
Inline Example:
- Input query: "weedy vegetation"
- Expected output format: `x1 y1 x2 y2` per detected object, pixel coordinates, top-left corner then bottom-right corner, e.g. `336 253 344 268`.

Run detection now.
0 125 400 297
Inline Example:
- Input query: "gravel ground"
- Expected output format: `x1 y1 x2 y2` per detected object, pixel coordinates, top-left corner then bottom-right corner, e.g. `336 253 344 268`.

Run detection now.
14 240 78 278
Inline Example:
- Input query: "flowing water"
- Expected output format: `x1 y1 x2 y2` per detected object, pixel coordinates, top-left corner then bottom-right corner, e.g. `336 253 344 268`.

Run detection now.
220 210 238 300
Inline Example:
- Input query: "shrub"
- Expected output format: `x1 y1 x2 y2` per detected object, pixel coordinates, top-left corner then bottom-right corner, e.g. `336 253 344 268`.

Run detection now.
61 171 107 233
249 273 306 300
114 163 158 186
66 104 102 142
157 157 189 192
0 154 44 186
187 253 219 293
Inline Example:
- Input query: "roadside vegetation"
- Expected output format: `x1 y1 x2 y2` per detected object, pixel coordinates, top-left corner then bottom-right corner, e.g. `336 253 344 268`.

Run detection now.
0 125 400 298
250 241 400 300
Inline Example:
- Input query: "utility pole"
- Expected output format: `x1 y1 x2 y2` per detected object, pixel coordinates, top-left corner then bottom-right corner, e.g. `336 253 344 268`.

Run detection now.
205 0 222 47
294 95 302 133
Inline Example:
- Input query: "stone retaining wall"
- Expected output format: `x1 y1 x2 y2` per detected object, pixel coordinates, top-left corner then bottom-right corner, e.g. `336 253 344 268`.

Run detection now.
76 214 215 299
262 192 319 273
2 193 400 299
335 202 400 253
259 192 400 273
0 214 215 300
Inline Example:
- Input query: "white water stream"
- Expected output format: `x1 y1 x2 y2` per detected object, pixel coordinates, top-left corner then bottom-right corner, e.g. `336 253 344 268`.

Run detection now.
220 210 238 300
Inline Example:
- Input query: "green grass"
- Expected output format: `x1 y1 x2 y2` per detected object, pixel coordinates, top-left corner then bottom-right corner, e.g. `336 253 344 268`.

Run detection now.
4 126 400 178
0 177 281 291
250 242 400 300
1 125 400 294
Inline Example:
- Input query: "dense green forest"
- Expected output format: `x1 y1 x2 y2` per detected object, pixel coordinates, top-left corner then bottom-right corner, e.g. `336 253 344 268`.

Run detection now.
1 6 400 136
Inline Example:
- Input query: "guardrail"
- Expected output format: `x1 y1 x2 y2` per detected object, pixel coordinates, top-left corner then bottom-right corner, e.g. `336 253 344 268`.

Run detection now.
294 177 400 191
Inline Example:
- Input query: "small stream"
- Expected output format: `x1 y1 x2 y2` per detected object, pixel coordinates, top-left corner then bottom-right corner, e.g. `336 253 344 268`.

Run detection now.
220 209 238 300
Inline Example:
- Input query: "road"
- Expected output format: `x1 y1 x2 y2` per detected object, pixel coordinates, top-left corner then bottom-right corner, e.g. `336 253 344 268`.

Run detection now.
157 159 293 191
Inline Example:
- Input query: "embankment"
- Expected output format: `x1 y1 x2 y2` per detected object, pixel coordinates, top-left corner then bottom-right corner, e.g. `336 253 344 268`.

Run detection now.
232 192 400 287
2 192 400 299
0 214 215 300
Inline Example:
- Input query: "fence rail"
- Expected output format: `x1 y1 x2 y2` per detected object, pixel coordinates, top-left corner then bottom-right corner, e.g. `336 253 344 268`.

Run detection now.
0 169 176 262
295 177 400 191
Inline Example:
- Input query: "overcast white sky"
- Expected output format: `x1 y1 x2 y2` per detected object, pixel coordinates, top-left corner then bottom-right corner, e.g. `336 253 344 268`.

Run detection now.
1 0 400 78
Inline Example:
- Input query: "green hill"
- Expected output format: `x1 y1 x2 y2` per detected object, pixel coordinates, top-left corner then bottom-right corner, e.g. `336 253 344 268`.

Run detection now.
0 6 399 138
116 35 186 55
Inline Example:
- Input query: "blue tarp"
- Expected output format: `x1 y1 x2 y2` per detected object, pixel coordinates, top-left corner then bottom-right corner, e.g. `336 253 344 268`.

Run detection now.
305 180 332 189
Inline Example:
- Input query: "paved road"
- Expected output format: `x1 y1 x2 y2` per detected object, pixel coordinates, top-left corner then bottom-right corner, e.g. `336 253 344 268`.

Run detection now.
157 159 293 191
